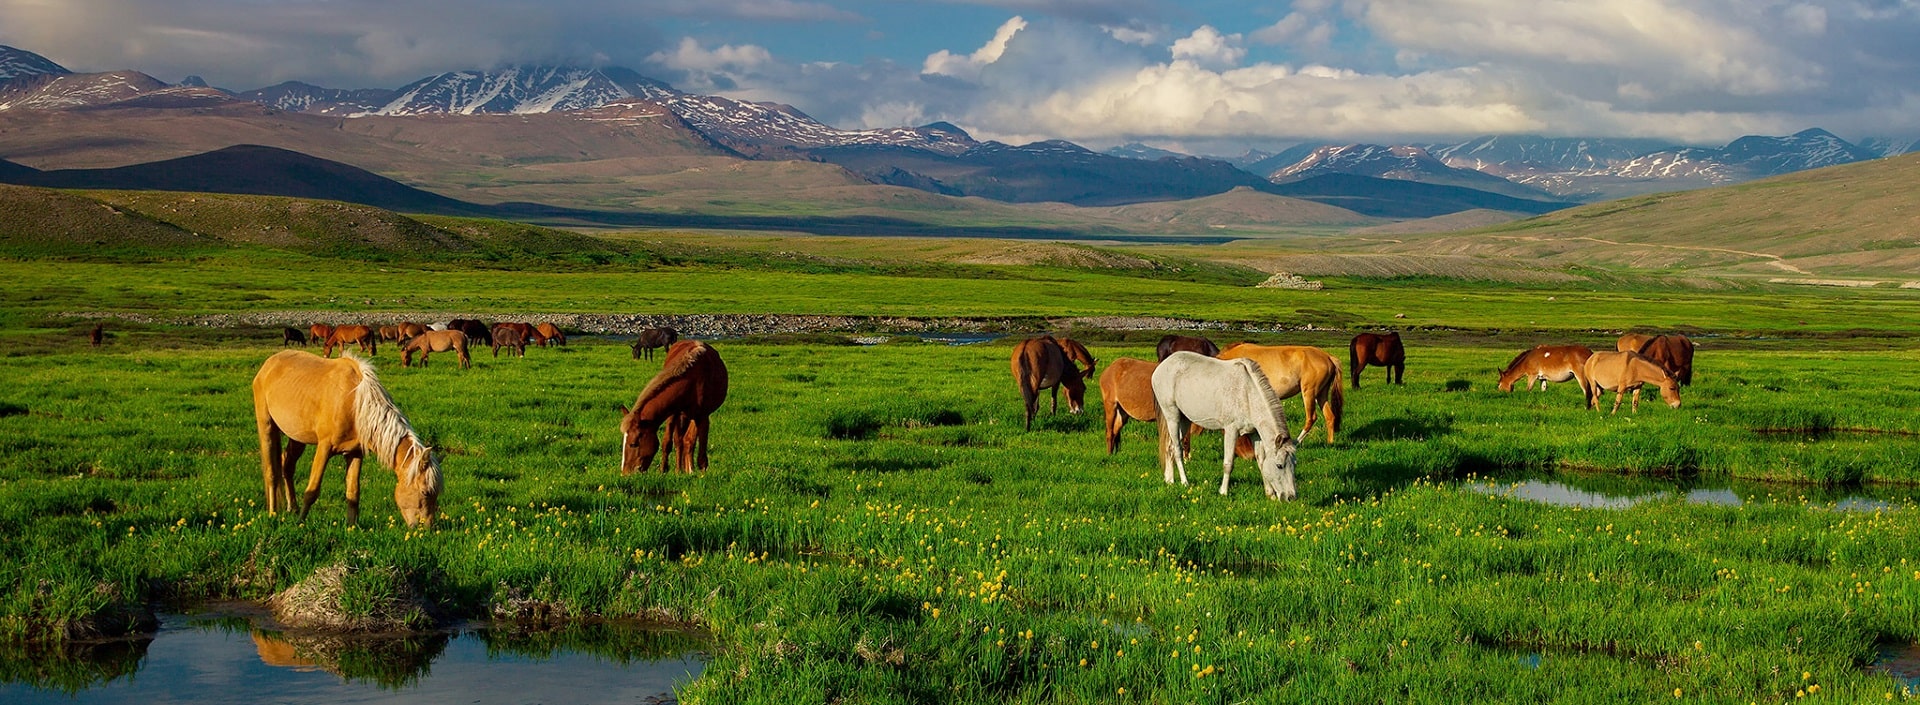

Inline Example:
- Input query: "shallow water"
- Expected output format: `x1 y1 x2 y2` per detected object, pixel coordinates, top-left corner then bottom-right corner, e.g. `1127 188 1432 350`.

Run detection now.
1877 643 1920 689
1464 476 1920 512
0 609 705 704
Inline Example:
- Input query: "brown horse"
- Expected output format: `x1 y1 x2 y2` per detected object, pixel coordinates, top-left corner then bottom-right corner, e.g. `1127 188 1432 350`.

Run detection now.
252 350 441 527
619 340 728 474
378 324 402 342
1010 335 1086 430
1156 334 1219 361
492 327 526 358
495 322 536 348
401 330 470 369
324 325 376 358
1615 333 1655 353
1497 345 1594 393
1583 351 1681 414
449 319 492 346
282 327 307 347
533 322 567 347
88 323 104 347
1218 343 1344 444
397 322 428 341
1099 357 1160 455
1634 334 1695 387
308 324 334 346
1058 337 1097 380
1349 332 1405 389
631 327 679 361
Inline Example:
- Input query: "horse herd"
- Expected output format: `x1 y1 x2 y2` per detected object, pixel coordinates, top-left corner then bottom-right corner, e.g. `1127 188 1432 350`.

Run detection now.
284 321 684 369
247 324 1692 527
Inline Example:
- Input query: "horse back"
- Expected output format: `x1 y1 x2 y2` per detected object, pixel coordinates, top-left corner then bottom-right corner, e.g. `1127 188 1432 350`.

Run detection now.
254 350 363 445
637 341 728 419
1011 337 1068 389
1100 357 1160 420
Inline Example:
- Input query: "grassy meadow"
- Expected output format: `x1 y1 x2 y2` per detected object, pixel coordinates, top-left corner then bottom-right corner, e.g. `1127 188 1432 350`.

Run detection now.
4 323 1920 702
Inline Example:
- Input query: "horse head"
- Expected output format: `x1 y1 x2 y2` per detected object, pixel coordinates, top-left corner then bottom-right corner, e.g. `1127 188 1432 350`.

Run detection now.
395 444 440 528
1659 381 1683 409
1255 437 1299 501
617 404 659 474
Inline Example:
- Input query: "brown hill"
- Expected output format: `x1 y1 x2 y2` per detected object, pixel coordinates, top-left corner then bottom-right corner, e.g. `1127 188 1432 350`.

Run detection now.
1084 186 1376 229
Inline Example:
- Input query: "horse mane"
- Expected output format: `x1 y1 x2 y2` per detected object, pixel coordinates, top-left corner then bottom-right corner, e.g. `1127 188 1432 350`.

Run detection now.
1498 347 1536 376
1237 359 1291 437
637 341 706 404
344 352 429 483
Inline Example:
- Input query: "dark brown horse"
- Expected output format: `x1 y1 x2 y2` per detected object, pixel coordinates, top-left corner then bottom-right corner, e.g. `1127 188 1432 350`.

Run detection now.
324 325 376 358
495 322 536 348
1010 335 1086 430
449 319 492 346
619 341 728 474
1634 334 1695 387
631 327 680 361
1349 332 1406 389
533 322 566 347
492 327 526 358
1156 334 1219 361
88 323 104 347
1058 337 1097 380
282 327 307 347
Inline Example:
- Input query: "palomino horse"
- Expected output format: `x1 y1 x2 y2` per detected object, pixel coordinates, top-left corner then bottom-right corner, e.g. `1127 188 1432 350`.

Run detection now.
619 340 728 474
1010 335 1086 430
252 350 441 527
282 327 307 347
324 325 376 358
308 324 334 346
631 327 679 361
1497 345 1594 393
450 319 492 346
1634 334 1695 387
1583 351 1681 414
401 330 470 369
1218 343 1344 444
1349 332 1405 389
533 322 566 347
1151 351 1300 500
1156 334 1219 361
492 327 526 358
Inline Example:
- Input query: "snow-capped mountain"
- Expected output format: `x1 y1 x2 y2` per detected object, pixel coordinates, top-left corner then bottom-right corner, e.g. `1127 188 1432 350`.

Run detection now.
1859 137 1920 158
1268 143 1555 201
366 66 676 116
657 94 977 156
238 81 396 115
0 46 68 83
1104 143 1189 160
0 70 174 111
1427 135 1674 174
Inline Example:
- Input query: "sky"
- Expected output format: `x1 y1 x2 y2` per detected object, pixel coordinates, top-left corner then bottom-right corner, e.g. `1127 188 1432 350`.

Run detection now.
3 0 1918 152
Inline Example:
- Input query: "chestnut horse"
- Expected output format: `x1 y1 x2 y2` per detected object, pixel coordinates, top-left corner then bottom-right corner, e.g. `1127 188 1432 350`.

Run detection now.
324 325 376 358
533 322 567 347
1156 334 1219 361
492 327 526 358
1059 337 1097 380
449 319 492 346
401 330 470 369
1615 333 1654 353
1583 351 1681 414
252 350 441 527
308 324 335 346
1349 332 1405 389
1099 357 1160 455
1218 343 1344 444
1010 335 1086 430
1634 334 1695 387
619 340 728 473
378 324 402 342
282 327 307 347
495 322 536 348
1497 345 1594 393
397 322 428 341
631 327 679 361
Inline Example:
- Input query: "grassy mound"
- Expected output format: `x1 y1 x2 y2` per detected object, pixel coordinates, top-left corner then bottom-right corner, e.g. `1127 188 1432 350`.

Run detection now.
269 561 435 633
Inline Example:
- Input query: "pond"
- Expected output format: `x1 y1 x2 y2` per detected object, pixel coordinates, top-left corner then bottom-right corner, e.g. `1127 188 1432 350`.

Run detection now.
1462 475 1920 512
0 605 706 704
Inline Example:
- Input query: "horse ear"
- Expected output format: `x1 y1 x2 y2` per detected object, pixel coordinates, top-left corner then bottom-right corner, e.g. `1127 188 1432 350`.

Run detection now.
614 403 629 415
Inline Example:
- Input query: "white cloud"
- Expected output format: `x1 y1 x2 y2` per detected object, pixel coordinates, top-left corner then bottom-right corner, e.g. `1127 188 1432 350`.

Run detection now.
922 16 1027 80
1168 26 1244 70
648 37 773 74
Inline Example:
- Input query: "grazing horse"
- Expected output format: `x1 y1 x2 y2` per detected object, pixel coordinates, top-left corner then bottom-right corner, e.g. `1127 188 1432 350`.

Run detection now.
397 322 428 342
324 325 377 358
1634 334 1695 387
1615 333 1655 353
401 330 470 369
378 325 402 342
1217 343 1344 444
1349 332 1406 389
308 324 335 347
495 322 536 348
449 319 492 346
1583 351 1681 414
252 350 441 527
492 327 526 358
1010 335 1086 430
1155 334 1219 361
619 341 728 474
631 327 680 361
1497 345 1594 393
282 327 307 347
88 323 104 347
1151 351 1300 500
1058 337 1097 380
533 322 566 347
1099 358 1161 455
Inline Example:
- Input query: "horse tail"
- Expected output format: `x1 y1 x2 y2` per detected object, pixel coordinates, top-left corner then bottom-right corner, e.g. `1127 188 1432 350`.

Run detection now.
1348 339 1362 389
1328 366 1345 435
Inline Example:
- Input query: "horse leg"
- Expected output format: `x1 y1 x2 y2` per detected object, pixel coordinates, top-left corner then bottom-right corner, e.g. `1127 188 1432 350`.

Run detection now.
1103 400 1122 455
459 347 470 369
693 416 712 472
1350 361 1363 390
343 453 362 526
1049 385 1059 414
1394 362 1405 385
298 444 331 521
279 441 306 513
1298 392 1318 445
1630 388 1641 413
1218 427 1237 496
256 415 282 514
1022 387 1039 431
1610 389 1624 415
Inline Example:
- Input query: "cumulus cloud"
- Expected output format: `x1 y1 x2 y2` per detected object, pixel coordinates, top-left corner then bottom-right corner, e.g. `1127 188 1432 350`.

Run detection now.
1168 26 1244 70
922 16 1027 80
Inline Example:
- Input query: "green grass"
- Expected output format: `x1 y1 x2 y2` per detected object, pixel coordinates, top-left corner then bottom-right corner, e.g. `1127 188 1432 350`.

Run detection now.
2 336 1919 703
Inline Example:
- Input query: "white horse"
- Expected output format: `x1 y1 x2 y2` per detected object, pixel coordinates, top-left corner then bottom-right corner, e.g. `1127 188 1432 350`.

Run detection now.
1151 351 1301 500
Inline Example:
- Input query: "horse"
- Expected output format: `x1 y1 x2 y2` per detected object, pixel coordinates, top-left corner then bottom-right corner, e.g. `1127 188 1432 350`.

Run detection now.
1582 351 1681 414
449 319 492 346
324 325 377 358
1099 358 1161 455
1349 332 1406 389
1151 351 1300 500
1058 337 1097 380
1155 334 1219 361
282 327 307 347
252 350 441 527
1010 335 1086 430
308 324 334 346
1218 343 1344 444
1497 345 1594 394
631 327 679 361
397 322 428 342
1615 333 1654 353
401 330 470 369
378 324 402 342
495 322 536 348
619 340 728 474
533 322 566 347
492 327 526 358
88 323 104 347
1634 334 1695 387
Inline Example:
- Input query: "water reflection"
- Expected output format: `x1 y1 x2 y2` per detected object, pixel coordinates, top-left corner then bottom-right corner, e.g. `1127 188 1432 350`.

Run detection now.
1876 643 1920 689
0 608 706 704
1465 475 1919 512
